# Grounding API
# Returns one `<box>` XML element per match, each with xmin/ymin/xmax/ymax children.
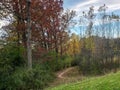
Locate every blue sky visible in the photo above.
<box><xmin>0</xmin><ymin>0</ymin><xmax>120</xmax><ymax>36</ymax></box>
<box><xmin>63</xmin><ymin>0</ymin><xmax>120</xmax><ymax>14</ymax></box>
<box><xmin>63</xmin><ymin>0</ymin><xmax>120</xmax><ymax>35</ymax></box>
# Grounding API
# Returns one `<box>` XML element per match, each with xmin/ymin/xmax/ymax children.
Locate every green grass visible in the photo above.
<box><xmin>47</xmin><ymin>71</ymin><xmax>120</xmax><ymax>90</ymax></box>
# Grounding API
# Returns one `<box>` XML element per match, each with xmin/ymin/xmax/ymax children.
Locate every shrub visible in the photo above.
<box><xmin>0</xmin><ymin>44</ymin><xmax>25</xmax><ymax>90</ymax></box>
<box><xmin>0</xmin><ymin>65</ymin><xmax>54</xmax><ymax>90</ymax></box>
<box><xmin>73</xmin><ymin>54</ymin><xmax>103</xmax><ymax>75</ymax></box>
<box><xmin>0</xmin><ymin>44</ymin><xmax>54</xmax><ymax>90</ymax></box>
<box><xmin>0</xmin><ymin>44</ymin><xmax>25</xmax><ymax>69</ymax></box>
<box><xmin>23</xmin><ymin>64</ymin><xmax>54</xmax><ymax>90</ymax></box>
<box><xmin>74</xmin><ymin>53</ymin><xmax>120</xmax><ymax>75</ymax></box>
<box><xmin>44</xmin><ymin>55</ymin><xmax>73</xmax><ymax>72</ymax></box>
<box><xmin>63</xmin><ymin>55</ymin><xmax>73</xmax><ymax>68</ymax></box>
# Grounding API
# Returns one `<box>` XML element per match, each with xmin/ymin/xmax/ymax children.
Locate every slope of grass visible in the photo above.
<box><xmin>48</xmin><ymin>67</ymin><xmax>86</xmax><ymax>88</ymax></box>
<box><xmin>47</xmin><ymin>71</ymin><xmax>120</xmax><ymax>90</ymax></box>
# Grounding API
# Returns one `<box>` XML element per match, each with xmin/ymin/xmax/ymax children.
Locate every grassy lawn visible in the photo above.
<box><xmin>47</xmin><ymin>71</ymin><xmax>120</xmax><ymax>90</ymax></box>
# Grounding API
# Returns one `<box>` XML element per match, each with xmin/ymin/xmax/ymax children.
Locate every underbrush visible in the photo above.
<box><xmin>44</xmin><ymin>54</ymin><xmax>73</xmax><ymax>72</ymax></box>
<box><xmin>73</xmin><ymin>54</ymin><xmax>120</xmax><ymax>75</ymax></box>
<box><xmin>0</xmin><ymin>44</ymin><xmax>55</xmax><ymax>90</ymax></box>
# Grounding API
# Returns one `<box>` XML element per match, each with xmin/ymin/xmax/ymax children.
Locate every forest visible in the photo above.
<box><xmin>0</xmin><ymin>0</ymin><xmax>120</xmax><ymax>90</ymax></box>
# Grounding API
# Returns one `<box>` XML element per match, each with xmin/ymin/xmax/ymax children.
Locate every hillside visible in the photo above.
<box><xmin>47</xmin><ymin>71</ymin><xmax>120</xmax><ymax>90</ymax></box>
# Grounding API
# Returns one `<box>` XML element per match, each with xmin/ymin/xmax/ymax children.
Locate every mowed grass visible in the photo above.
<box><xmin>47</xmin><ymin>71</ymin><xmax>120</xmax><ymax>90</ymax></box>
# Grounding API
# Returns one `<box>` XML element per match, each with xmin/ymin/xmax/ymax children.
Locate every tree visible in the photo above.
<box><xmin>0</xmin><ymin>0</ymin><xmax>64</xmax><ymax>66</ymax></box>
<box><xmin>26</xmin><ymin>0</ymin><xmax>32</xmax><ymax>68</ymax></box>
<box><xmin>83</xmin><ymin>6</ymin><xmax>95</xmax><ymax>37</ymax></box>
<box><xmin>59</xmin><ymin>9</ymin><xmax>76</xmax><ymax>56</ymax></box>
<box><xmin>66</xmin><ymin>33</ymin><xmax>80</xmax><ymax>56</ymax></box>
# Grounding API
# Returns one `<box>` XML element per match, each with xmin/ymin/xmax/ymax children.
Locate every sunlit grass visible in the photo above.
<box><xmin>47</xmin><ymin>71</ymin><xmax>120</xmax><ymax>90</ymax></box>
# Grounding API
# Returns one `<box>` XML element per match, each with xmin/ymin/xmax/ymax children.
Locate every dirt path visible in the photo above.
<box><xmin>49</xmin><ymin>67</ymin><xmax>84</xmax><ymax>87</ymax></box>
<box><xmin>57</xmin><ymin>67</ymin><xmax>74</xmax><ymax>79</ymax></box>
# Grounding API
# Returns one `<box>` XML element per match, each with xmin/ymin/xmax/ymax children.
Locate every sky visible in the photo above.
<box><xmin>0</xmin><ymin>0</ymin><xmax>120</xmax><ymax>37</ymax></box>
<box><xmin>0</xmin><ymin>0</ymin><xmax>120</xmax><ymax>27</ymax></box>
<box><xmin>63</xmin><ymin>0</ymin><xmax>120</xmax><ymax>15</ymax></box>
<box><xmin>63</xmin><ymin>0</ymin><xmax>120</xmax><ymax>35</ymax></box>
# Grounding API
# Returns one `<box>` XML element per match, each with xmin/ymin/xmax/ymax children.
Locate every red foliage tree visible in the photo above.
<box><xmin>0</xmin><ymin>0</ymin><xmax>63</xmax><ymax>48</ymax></box>
<box><xmin>0</xmin><ymin>0</ymin><xmax>76</xmax><ymax>60</ymax></box>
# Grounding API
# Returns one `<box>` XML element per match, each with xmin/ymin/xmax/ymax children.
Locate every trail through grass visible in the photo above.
<box><xmin>47</xmin><ymin>67</ymin><xmax>87</xmax><ymax>88</ymax></box>
<box><xmin>47</xmin><ymin>71</ymin><xmax>120</xmax><ymax>90</ymax></box>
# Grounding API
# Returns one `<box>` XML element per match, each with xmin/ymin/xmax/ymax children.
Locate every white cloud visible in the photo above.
<box><xmin>108</xmin><ymin>4</ymin><xmax>120</xmax><ymax>12</ymax></box>
<box><xmin>68</xmin><ymin>0</ymin><xmax>120</xmax><ymax>14</ymax></box>
<box><xmin>73</xmin><ymin>0</ymin><xmax>98</xmax><ymax>12</ymax></box>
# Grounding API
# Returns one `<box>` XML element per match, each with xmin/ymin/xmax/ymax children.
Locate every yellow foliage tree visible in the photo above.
<box><xmin>66</xmin><ymin>33</ymin><xmax>81</xmax><ymax>56</ymax></box>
